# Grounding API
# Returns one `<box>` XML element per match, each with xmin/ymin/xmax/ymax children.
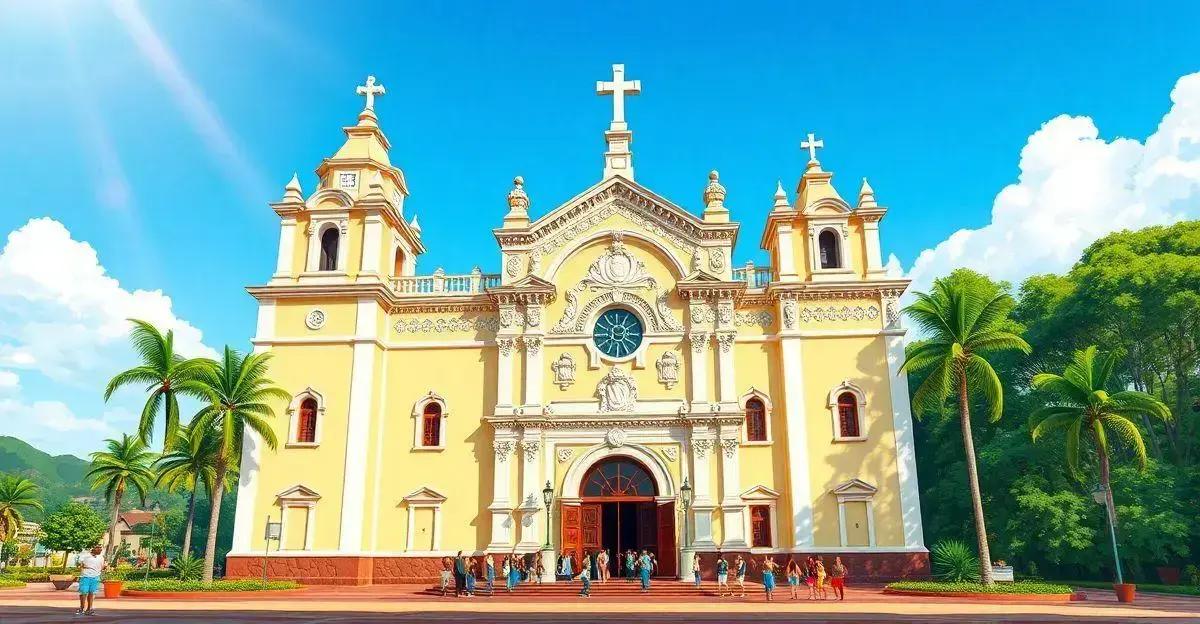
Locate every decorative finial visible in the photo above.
<box><xmin>409</xmin><ymin>214</ymin><xmax>422</xmax><ymax>234</ymax></box>
<box><xmin>773</xmin><ymin>180</ymin><xmax>789</xmax><ymax>211</ymax></box>
<box><xmin>507</xmin><ymin>176</ymin><xmax>530</xmax><ymax>211</ymax></box>
<box><xmin>801</xmin><ymin>132</ymin><xmax>825</xmax><ymax>165</ymax></box>
<box><xmin>703</xmin><ymin>170</ymin><xmax>726</xmax><ymax>208</ymax></box>
<box><xmin>283</xmin><ymin>173</ymin><xmax>303</xmax><ymax>202</ymax></box>
<box><xmin>858</xmin><ymin>177</ymin><xmax>877</xmax><ymax>208</ymax></box>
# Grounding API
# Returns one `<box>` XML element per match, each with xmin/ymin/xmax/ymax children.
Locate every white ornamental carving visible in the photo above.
<box><xmin>716</xmin><ymin>331</ymin><xmax>736</xmax><ymax>354</ymax></box>
<box><xmin>304</xmin><ymin>309</ymin><xmax>327</xmax><ymax>330</ymax></box>
<box><xmin>721</xmin><ymin>437</ymin><xmax>739</xmax><ymax>459</ymax></box>
<box><xmin>521</xmin><ymin>335</ymin><xmax>543</xmax><ymax>356</ymax></box>
<box><xmin>505</xmin><ymin>256</ymin><xmax>523</xmax><ymax>277</ymax></box>
<box><xmin>798</xmin><ymin>305</ymin><xmax>881</xmax><ymax>323</ymax></box>
<box><xmin>663</xmin><ymin>447</ymin><xmax>678</xmax><ymax>462</ymax></box>
<box><xmin>551</xmin><ymin>353</ymin><xmax>576</xmax><ymax>389</ymax></box>
<box><xmin>692</xmin><ymin>438</ymin><xmax>713</xmax><ymax>459</ymax></box>
<box><xmin>688</xmin><ymin>331</ymin><xmax>710</xmax><ymax>354</ymax></box>
<box><xmin>394</xmin><ymin>315</ymin><xmax>500</xmax><ymax>334</ymax></box>
<box><xmin>885</xmin><ymin>299</ymin><xmax>900</xmax><ymax>327</ymax></box>
<box><xmin>520</xmin><ymin>440</ymin><xmax>540</xmax><ymax>462</ymax></box>
<box><xmin>783</xmin><ymin>301</ymin><xmax>797</xmax><ymax>329</ymax></box>
<box><xmin>656</xmin><ymin>351</ymin><xmax>680</xmax><ymax>389</ymax></box>
<box><xmin>717</xmin><ymin>301</ymin><xmax>734</xmax><ymax>326</ymax></box>
<box><xmin>655</xmin><ymin>289</ymin><xmax>683</xmax><ymax>331</ymax></box>
<box><xmin>585</xmin><ymin>238</ymin><xmax>656</xmax><ymax>291</ymax></box>
<box><xmin>493</xmin><ymin>439</ymin><xmax>515</xmax><ymax>462</ymax></box>
<box><xmin>735</xmin><ymin>311</ymin><xmax>774</xmax><ymax>328</ymax></box>
<box><xmin>596</xmin><ymin>367</ymin><xmax>638</xmax><ymax>412</ymax></box>
<box><xmin>709</xmin><ymin>248</ymin><xmax>726</xmax><ymax>271</ymax></box>
<box><xmin>689</xmin><ymin>305</ymin><xmax>706</xmax><ymax>324</ymax></box>
<box><xmin>551</xmin><ymin>284</ymin><xmax>586</xmax><ymax>333</ymax></box>
<box><xmin>499</xmin><ymin>308</ymin><xmax>519</xmax><ymax>328</ymax></box>
<box><xmin>557</xmin><ymin>447</ymin><xmax>574</xmax><ymax>463</ymax></box>
<box><xmin>526</xmin><ymin>306</ymin><xmax>543</xmax><ymax>328</ymax></box>
<box><xmin>496</xmin><ymin>337</ymin><xmax>517</xmax><ymax>357</ymax></box>
<box><xmin>605</xmin><ymin>427</ymin><xmax>628</xmax><ymax>448</ymax></box>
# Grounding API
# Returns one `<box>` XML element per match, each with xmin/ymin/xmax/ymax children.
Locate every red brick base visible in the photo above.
<box><xmin>227</xmin><ymin>551</ymin><xmax>928</xmax><ymax>586</ymax></box>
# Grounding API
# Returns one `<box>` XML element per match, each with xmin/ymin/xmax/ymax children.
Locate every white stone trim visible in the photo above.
<box><xmin>885</xmin><ymin>332</ymin><xmax>926</xmax><ymax>549</ymax></box>
<box><xmin>737</xmin><ymin>387</ymin><xmax>773</xmax><ymax>444</ymax></box>
<box><xmin>276</xmin><ymin>485</ymin><xmax>320</xmax><ymax>552</ymax></box>
<box><xmin>543</xmin><ymin>229</ymin><xmax>687</xmax><ymax>283</ymax></box>
<box><xmin>273</xmin><ymin>217</ymin><xmax>297</xmax><ymax>280</ymax></box>
<box><xmin>307</xmin><ymin>219</ymin><xmax>350</xmax><ymax>273</ymax></box>
<box><xmin>741</xmin><ymin>486</ymin><xmax>780</xmax><ymax>551</ymax></box>
<box><xmin>403</xmin><ymin>487</ymin><xmax>447</xmax><ymax>552</ymax></box>
<box><xmin>561</xmin><ymin>442</ymin><xmax>675</xmax><ymax>499</ymax></box>
<box><xmin>832</xmin><ymin>479</ymin><xmax>878</xmax><ymax>548</ymax></box>
<box><xmin>411</xmin><ymin>391</ymin><xmax>449</xmax><ymax>450</ymax></box>
<box><xmin>828</xmin><ymin>381</ymin><xmax>868</xmax><ymax>442</ymax></box>
<box><xmin>338</xmin><ymin>298</ymin><xmax>379</xmax><ymax>551</ymax></box>
<box><xmin>779</xmin><ymin>333</ymin><xmax>814</xmax><ymax>547</ymax></box>
<box><xmin>232</xmin><ymin>302</ymin><xmax>274</xmax><ymax>553</ymax></box>
<box><xmin>286</xmin><ymin>387</ymin><xmax>326</xmax><ymax>447</ymax></box>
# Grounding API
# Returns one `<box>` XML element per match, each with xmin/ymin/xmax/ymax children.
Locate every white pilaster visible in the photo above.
<box><xmin>487</xmin><ymin>432</ymin><xmax>517</xmax><ymax>551</ymax></box>
<box><xmin>689</xmin><ymin>426</ymin><xmax>716</xmax><ymax>547</ymax></box>
<box><xmin>273</xmin><ymin>218</ymin><xmax>296</xmax><ymax>280</ymax></box>
<box><xmin>522</xmin><ymin>331</ymin><xmax>544</xmax><ymax>408</ymax></box>
<box><xmin>516</xmin><ymin>434</ymin><xmax>544</xmax><ymax>550</ymax></box>
<box><xmin>776</xmin><ymin>224</ymin><xmax>798</xmax><ymax>282</ymax></box>
<box><xmin>780</xmin><ymin>323</ymin><xmax>815</xmax><ymax>547</ymax></box>
<box><xmin>337</xmin><ymin>298</ymin><xmax>378</xmax><ymax>551</ymax></box>
<box><xmin>863</xmin><ymin>220</ymin><xmax>885</xmax><ymax>274</ymax></box>
<box><xmin>885</xmin><ymin>327</ymin><xmax>926</xmax><ymax>549</ymax></box>
<box><xmin>688</xmin><ymin>331</ymin><xmax>709</xmax><ymax>405</ymax></box>
<box><xmin>232</xmin><ymin>300</ymin><xmax>275</xmax><ymax>553</ymax></box>
<box><xmin>357</xmin><ymin>213</ymin><xmax>384</xmax><ymax>281</ymax></box>
<box><xmin>718</xmin><ymin>424</ymin><xmax>747</xmax><ymax>549</ymax></box>
<box><xmin>715</xmin><ymin>300</ymin><xmax>737</xmax><ymax>405</ymax></box>
<box><xmin>496</xmin><ymin>337</ymin><xmax>516</xmax><ymax>408</ymax></box>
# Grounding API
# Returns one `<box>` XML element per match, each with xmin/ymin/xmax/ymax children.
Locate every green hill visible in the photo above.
<box><xmin>0</xmin><ymin>436</ymin><xmax>93</xmax><ymax>520</ymax></box>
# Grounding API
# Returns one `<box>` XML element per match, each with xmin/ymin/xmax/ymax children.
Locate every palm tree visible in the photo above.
<box><xmin>190</xmin><ymin>347</ymin><xmax>286</xmax><ymax>582</ymax></box>
<box><xmin>104</xmin><ymin>319</ymin><xmax>211</xmax><ymax>451</ymax></box>
<box><xmin>155</xmin><ymin>422</ymin><xmax>220</xmax><ymax>557</ymax></box>
<box><xmin>1029</xmin><ymin>346</ymin><xmax>1172</xmax><ymax>581</ymax></box>
<box><xmin>87</xmin><ymin>434</ymin><xmax>156</xmax><ymax>562</ymax></box>
<box><xmin>0</xmin><ymin>475</ymin><xmax>42</xmax><ymax>539</ymax></box>
<box><xmin>900</xmin><ymin>276</ymin><xmax>1031</xmax><ymax>585</ymax></box>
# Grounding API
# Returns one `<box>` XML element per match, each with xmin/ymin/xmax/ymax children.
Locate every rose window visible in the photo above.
<box><xmin>593</xmin><ymin>309</ymin><xmax>643</xmax><ymax>358</ymax></box>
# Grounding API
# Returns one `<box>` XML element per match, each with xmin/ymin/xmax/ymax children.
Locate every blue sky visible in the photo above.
<box><xmin>2</xmin><ymin>0</ymin><xmax>1200</xmax><ymax>457</ymax></box>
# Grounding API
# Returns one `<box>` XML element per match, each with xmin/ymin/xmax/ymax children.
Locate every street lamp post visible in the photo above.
<box><xmin>679</xmin><ymin>478</ymin><xmax>692</xmax><ymax>548</ymax></box>
<box><xmin>1092</xmin><ymin>483</ymin><xmax>1124</xmax><ymax>585</ymax></box>
<box><xmin>542</xmin><ymin>480</ymin><xmax>554</xmax><ymax>549</ymax></box>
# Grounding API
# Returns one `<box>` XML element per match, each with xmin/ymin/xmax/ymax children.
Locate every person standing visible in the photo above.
<box><xmin>761</xmin><ymin>556</ymin><xmax>779</xmax><ymax>602</ymax></box>
<box><xmin>596</xmin><ymin>548</ymin><xmax>609</xmax><ymax>583</ymax></box>
<box><xmin>454</xmin><ymin>551</ymin><xmax>467</xmax><ymax>597</ymax></box>
<box><xmin>715</xmin><ymin>552</ymin><xmax>730</xmax><ymax>597</ymax></box>
<box><xmin>75</xmin><ymin>546</ymin><xmax>104</xmax><ymax>616</ymax></box>
<box><xmin>734</xmin><ymin>554</ymin><xmax>747</xmax><ymax>598</ymax></box>
<box><xmin>830</xmin><ymin>556</ymin><xmax>847</xmax><ymax>601</ymax></box>
<box><xmin>532</xmin><ymin>550</ymin><xmax>543</xmax><ymax>585</ymax></box>
<box><xmin>440</xmin><ymin>556</ymin><xmax>454</xmax><ymax>596</ymax></box>
<box><xmin>485</xmin><ymin>553</ymin><xmax>496</xmax><ymax>596</ymax></box>
<box><xmin>625</xmin><ymin>550</ymin><xmax>635</xmax><ymax>581</ymax></box>
<box><xmin>465</xmin><ymin>558</ymin><xmax>477</xmax><ymax>597</ymax></box>
<box><xmin>638</xmin><ymin>549</ymin><xmax>653</xmax><ymax>592</ymax></box>
<box><xmin>560</xmin><ymin>550</ymin><xmax>574</xmax><ymax>583</ymax></box>
<box><xmin>785</xmin><ymin>557</ymin><xmax>801</xmax><ymax>600</ymax></box>
<box><xmin>692</xmin><ymin>554</ymin><xmax>702</xmax><ymax>589</ymax></box>
<box><xmin>815</xmin><ymin>557</ymin><xmax>828</xmax><ymax>600</ymax></box>
<box><xmin>805</xmin><ymin>556</ymin><xmax>818</xmax><ymax>600</ymax></box>
<box><xmin>578</xmin><ymin>555</ymin><xmax>592</xmax><ymax>597</ymax></box>
<box><xmin>501</xmin><ymin>556</ymin><xmax>513</xmax><ymax>592</ymax></box>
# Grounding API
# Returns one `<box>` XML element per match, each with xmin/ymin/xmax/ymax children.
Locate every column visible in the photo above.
<box><xmin>688</xmin><ymin>331</ymin><xmax>709</xmax><ymax>405</ymax></box>
<box><xmin>779</xmin><ymin>297</ymin><xmax>815</xmax><ymax>547</ymax></box>
<box><xmin>522</xmin><ymin>303</ymin><xmax>545</xmax><ymax>408</ymax></box>
<box><xmin>338</xmin><ymin>298</ymin><xmax>379</xmax><ymax>552</ymax></box>
<box><xmin>863</xmin><ymin>218</ymin><xmax>885</xmax><ymax>274</ymax></box>
<box><xmin>883</xmin><ymin>296</ymin><xmax>926</xmax><ymax>549</ymax></box>
<box><xmin>487</xmin><ymin>431</ymin><xmax>517</xmax><ymax>551</ymax></box>
<box><xmin>516</xmin><ymin>432</ymin><xmax>544</xmax><ymax>550</ymax></box>
<box><xmin>357</xmin><ymin>213</ymin><xmax>384</xmax><ymax>281</ymax></box>
<box><xmin>232</xmin><ymin>300</ymin><xmax>275</xmax><ymax>552</ymax></box>
<box><xmin>714</xmin><ymin>299</ymin><xmax>737</xmax><ymax>406</ymax></box>
<box><xmin>776</xmin><ymin>223</ymin><xmax>798</xmax><ymax>282</ymax></box>
<box><xmin>718</xmin><ymin>423</ymin><xmax>747</xmax><ymax>548</ymax></box>
<box><xmin>272</xmin><ymin>218</ymin><xmax>296</xmax><ymax>280</ymax></box>
<box><xmin>496</xmin><ymin>303</ymin><xmax>518</xmax><ymax>409</ymax></box>
<box><xmin>689</xmin><ymin>425</ymin><xmax>716</xmax><ymax>547</ymax></box>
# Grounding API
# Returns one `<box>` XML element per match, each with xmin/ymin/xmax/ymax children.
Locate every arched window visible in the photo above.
<box><xmin>319</xmin><ymin>227</ymin><xmax>340</xmax><ymax>271</ymax></box>
<box><xmin>393</xmin><ymin>248</ymin><xmax>405</xmax><ymax>277</ymax></box>
<box><xmin>746</xmin><ymin>398</ymin><xmax>767</xmax><ymax>442</ymax></box>
<box><xmin>421</xmin><ymin>403</ymin><xmax>442</xmax><ymax>448</ymax></box>
<box><xmin>581</xmin><ymin>458</ymin><xmax>657</xmax><ymax>497</ymax></box>
<box><xmin>837</xmin><ymin>392</ymin><xmax>860</xmax><ymax>438</ymax></box>
<box><xmin>297</xmin><ymin>398</ymin><xmax>318</xmax><ymax>443</ymax></box>
<box><xmin>818</xmin><ymin>230</ymin><xmax>841</xmax><ymax>269</ymax></box>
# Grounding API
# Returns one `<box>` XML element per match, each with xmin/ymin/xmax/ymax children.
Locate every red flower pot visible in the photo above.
<box><xmin>1113</xmin><ymin>583</ymin><xmax>1136</xmax><ymax>603</ymax></box>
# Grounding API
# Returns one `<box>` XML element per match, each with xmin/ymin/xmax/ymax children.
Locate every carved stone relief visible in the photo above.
<box><xmin>655</xmin><ymin>351</ymin><xmax>680</xmax><ymax>389</ymax></box>
<box><xmin>596</xmin><ymin>367</ymin><xmax>638</xmax><ymax>412</ymax></box>
<box><xmin>492</xmin><ymin>439</ymin><xmax>515</xmax><ymax>462</ymax></box>
<box><xmin>551</xmin><ymin>353</ymin><xmax>576</xmax><ymax>389</ymax></box>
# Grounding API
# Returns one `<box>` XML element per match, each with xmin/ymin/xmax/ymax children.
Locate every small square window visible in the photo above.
<box><xmin>338</xmin><ymin>172</ymin><xmax>358</xmax><ymax>190</ymax></box>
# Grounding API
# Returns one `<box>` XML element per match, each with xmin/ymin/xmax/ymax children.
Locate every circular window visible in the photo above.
<box><xmin>593</xmin><ymin>308</ymin><xmax>644</xmax><ymax>358</ymax></box>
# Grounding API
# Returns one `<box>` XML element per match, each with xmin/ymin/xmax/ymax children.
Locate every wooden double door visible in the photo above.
<box><xmin>562</xmin><ymin>499</ymin><xmax>676</xmax><ymax>577</ymax></box>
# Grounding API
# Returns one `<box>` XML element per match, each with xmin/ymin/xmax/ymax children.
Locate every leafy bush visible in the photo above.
<box><xmin>931</xmin><ymin>539</ymin><xmax>981</xmax><ymax>582</ymax></box>
<box><xmin>170</xmin><ymin>555</ymin><xmax>203</xmax><ymax>581</ymax></box>
<box><xmin>887</xmin><ymin>580</ymin><xmax>1073</xmax><ymax>594</ymax></box>
<box><xmin>1063</xmin><ymin>580</ymin><xmax>1200</xmax><ymax>596</ymax></box>
<box><xmin>1184</xmin><ymin>564</ymin><xmax>1200</xmax><ymax>587</ymax></box>
<box><xmin>0</xmin><ymin>578</ymin><xmax>26</xmax><ymax>589</ymax></box>
<box><xmin>103</xmin><ymin>568</ymin><xmax>177</xmax><ymax>581</ymax></box>
<box><xmin>0</xmin><ymin>571</ymin><xmax>52</xmax><ymax>582</ymax></box>
<box><xmin>125</xmin><ymin>579</ymin><xmax>300</xmax><ymax>592</ymax></box>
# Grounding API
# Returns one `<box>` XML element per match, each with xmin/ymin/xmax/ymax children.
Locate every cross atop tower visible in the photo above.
<box><xmin>596</xmin><ymin>64</ymin><xmax>641</xmax><ymax>130</ymax></box>
<box><xmin>356</xmin><ymin>75</ymin><xmax>386</xmax><ymax>111</ymax></box>
<box><xmin>801</xmin><ymin>132</ymin><xmax>824</xmax><ymax>163</ymax></box>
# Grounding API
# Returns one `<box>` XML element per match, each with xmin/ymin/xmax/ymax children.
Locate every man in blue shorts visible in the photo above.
<box><xmin>76</xmin><ymin>546</ymin><xmax>104</xmax><ymax>616</ymax></box>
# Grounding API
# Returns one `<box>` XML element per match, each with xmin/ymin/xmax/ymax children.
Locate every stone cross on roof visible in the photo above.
<box><xmin>596</xmin><ymin>64</ymin><xmax>641</xmax><ymax>129</ymax></box>
<box><xmin>801</xmin><ymin>132</ymin><xmax>825</xmax><ymax>163</ymax></box>
<box><xmin>356</xmin><ymin>75</ymin><xmax>386</xmax><ymax>111</ymax></box>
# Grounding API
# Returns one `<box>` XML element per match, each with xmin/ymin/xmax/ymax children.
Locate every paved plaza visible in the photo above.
<box><xmin>2</xmin><ymin>583</ymin><xmax>1199</xmax><ymax>623</ymax></box>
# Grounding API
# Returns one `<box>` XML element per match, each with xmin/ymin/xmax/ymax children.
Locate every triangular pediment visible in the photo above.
<box><xmin>505</xmin><ymin>274</ymin><xmax>555</xmax><ymax>290</ymax></box>
<box><xmin>402</xmin><ymin>486</ymin><xmax>447</xmax><ymax>504</ymax></box>
<box><xmin>740</xmin><ymin>485</ymin><xmax>781</xmax><ymax>500</ymax></box>
<box><xmin>830</xmin><ymin>478</ymin><xmax>877</xmax><ymax>497</ymax></box>
<box><xmin>679</xmin><ymin>269</ymin><xmax>723</xmax><ymax>282</ymax></box>
<box><xmin>276</xmin><ymin>484</ymin><xmax>321</xmax><ymax>502</ymax></box>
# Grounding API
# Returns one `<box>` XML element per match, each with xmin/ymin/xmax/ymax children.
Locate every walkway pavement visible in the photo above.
<box><xmin>2</xmin><ymin>582</ymin><xmax>1198</xmax><ymax>623</ymax></box>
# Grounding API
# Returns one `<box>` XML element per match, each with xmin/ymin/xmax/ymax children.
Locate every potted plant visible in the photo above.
<box><xmin>1113</xmin><ymin>582</ymin><xmax>1136</xmax><ymax>603</ymax></box>
<box><xmin>48</xmin><ymin>572</ymin><xmax>76</xmax><ymax>591</ymax></box>
<box><xmin>102</xmin><ymin>569</ymin><xmax>124</xmax><ymax>598</ymax></box>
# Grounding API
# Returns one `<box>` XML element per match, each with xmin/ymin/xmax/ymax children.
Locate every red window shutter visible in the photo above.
<box><xmin>746</xmin><ymin>398</ymin><xmax>766</xmax><ymax>442</ymax></box>
<box><xmin>750</xmin><ymin>505</ymin><xmax>771</xmax><ymax>547</ymax></box>
<box><xmin>422</xmin><ymin>405</ymin><xmax>441</xmax><ymax>447</ymax></box>
<box><xmin>837</xmin><ymin>393</ymin><xmax>859</xmax><ymax>438</ymax></box>
<box><xmin>297</xmin><ymin>399</ymin><xmax>317</xmax><ymax>443</ymax></box>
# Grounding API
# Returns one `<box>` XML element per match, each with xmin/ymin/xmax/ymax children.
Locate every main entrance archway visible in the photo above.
<box><xmin>562</xmin><ymin>456</ymin><xmax>676</xmax><ymax>578</ymax></box>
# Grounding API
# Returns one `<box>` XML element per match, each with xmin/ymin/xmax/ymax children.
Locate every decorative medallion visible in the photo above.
<box><xmin>783</xmin><ymin>301</ymin><xmax>797</xmax><ymax>329</ymax></box>
<box><xmin>304</xmin><ymin>309</ymin><xmax>327</xmax><ymax>330</ymax></box>
<box><xmin>551</xmin><ymin>353</ymin><xmax>576</xmax><ymax>390</ymax></box>
<box><xmin>596</xmin><ymin>367</ymin><xmax>638</xmax><ymax>412</ymax></box>
<box><xmin>605</xmin><ymin>427</ymin><xmax>628</xmax><ymax>448</ymax></box>
<box><xmin>505</xmin><ymin>255</ymin><xmax>522</xmax><ymax>277</ymax></box>
<box><xmin>735</xmin><ymin>311</ymin><xmax>774</xmax><ymax>328</ymax></box>
<box><xmin>586</xmin><ymin>237</ymin><xmax>656</xmax><ymax>291</ymax></box>
<box><xmin>709</xmin><ymin>248</ymin><xmax>726</xmax><ymax>272</ymax></box>
<box><xmin>557</xmin><ymin>447</ymin><xmax>574</xmax><ymax>463</ymax></box>
<box><xmin>656</xmin><ymin>351</ymin><xmax>680</xmax><ymax>389</ymax></box>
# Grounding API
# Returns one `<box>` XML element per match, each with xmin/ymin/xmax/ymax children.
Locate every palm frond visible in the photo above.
<box><xmin>966</xmin><ymin>354</ymin><xmax>1005</xmax><ymax>422</ymax></box>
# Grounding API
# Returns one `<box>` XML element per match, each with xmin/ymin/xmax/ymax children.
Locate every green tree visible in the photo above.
<box><xmin>902</xmin><ymin>271</ymin><xmax>1032</xmax><ymax>584</ymax></box>
<box><xmin>0</xmin><ymin>475</ymin><xmax>42</xmax><ymax>539</ymax></box>
<box><xmin>155</xmin><ymin>423</ymin><xmax>221</xmax><ymax>557</ymax></box>
<box><xmin>191</xmin><ymin>347</ymin><xmax>286</xmax><ymax>582</ymax></box>
<box><xmin>40</xmin><ymin>502</ymin><xmax>107</xmax><ymax>572</ymax></box>
<box><xmin>86</xmin><ymin>434</ymin><xmax>156</xmax><ymax>562</ymax></box>
<box><xmin>104</xmin><ymin>319</ymin><xmax>212</xmax><ymax>451</ymax></box>
<box><xmin>1030</xmin><ymin>346</ymin><xmax>1174</xmax><ymax>580</ymax></box>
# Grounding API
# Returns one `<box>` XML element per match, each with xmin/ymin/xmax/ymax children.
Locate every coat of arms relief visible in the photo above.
<box><xmin>596</xmin><ymin>366</ymin><xmax>638</xmax><ymax>412</ymax></box>
<box><xmin>551</xmin><ymin>234</ymin><xmax>683</xmax><ymax>333</ymax></box>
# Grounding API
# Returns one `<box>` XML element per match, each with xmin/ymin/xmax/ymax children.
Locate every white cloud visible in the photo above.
<box><xmin>906</xmin><ymin>72</ymin><xmax>1200</xmax><ymax>296</ymax></box>
<box><xmin>0</xmin><ymin>370</ymin><xmax>18</xmax><ymax>392</ymax></box>
<box><xmin>0</xmin><ymin>217</ymin><xmax>217</xmax><ymax>383</ymax></box>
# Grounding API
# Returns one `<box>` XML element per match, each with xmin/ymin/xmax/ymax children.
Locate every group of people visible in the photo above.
<box><xmin>697</xmin><ymin>552</ymin><xmax>848</xmax><ymax>601</ymax></box>
<box><xmin>440</xmin><ymin>549</ymin><xmax>551</xmax><ymax>597</ymax></box>
<box><xmin>558</xmin><ymin>548</ymin><xmax>659</xmax><ymax>596</ymax></box>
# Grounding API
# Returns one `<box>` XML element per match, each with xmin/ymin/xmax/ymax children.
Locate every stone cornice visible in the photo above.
<box><xmin>766</xmin><ymin>278</ymin><xmax>910</xmax><ymax>301</ymax></box>
<box><xmin>484</xmin><ymin>414</ymin><xmax>745</xmax><ymax>431</ymax></box>
<box><xmin>676</xmin><ymin>279</ymin><xmax>748</xmax><ymax>302</ymax></box>
<box><xmin>247</xmin><ymin>282</ymin><xmax>497</xmax><ymax>313</ymax></box>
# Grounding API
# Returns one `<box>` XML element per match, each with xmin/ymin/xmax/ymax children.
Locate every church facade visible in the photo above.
<box><xmin>226</xmin><ymin>66</ymin><xmax>928</xmax><ymax>585</ymax></box>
